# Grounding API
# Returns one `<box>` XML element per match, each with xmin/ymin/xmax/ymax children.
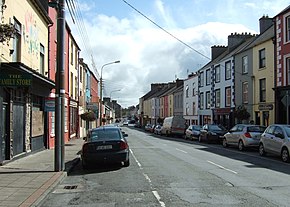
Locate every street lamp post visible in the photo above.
<box><xmin>99</xmin><ymin>60</ymin><xmax>120</xmax><ymax>126</ymax></box>
<box><xmin>110</xmin><ymin>89</ymin><xmax>121</xmax><ymax>100</ymax></box>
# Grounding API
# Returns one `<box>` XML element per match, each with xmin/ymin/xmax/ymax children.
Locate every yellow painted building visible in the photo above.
<box><xmin>0</xmin><ymin>0</ymin><xmax>54</xmax><ymax>161</ymax></box>
<box><xmin>252</xmin><ymin>25</ymin><xmax>275</xmax><ymax>126</ymax></box>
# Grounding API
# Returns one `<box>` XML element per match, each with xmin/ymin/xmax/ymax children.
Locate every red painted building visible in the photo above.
<box><xmin>274</xmin><ymin>5</ymin><xmax>290</xmax><ymax>123</ymax></box>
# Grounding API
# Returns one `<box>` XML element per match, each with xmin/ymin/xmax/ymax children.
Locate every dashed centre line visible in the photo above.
<box><xmin>207</xmin><ymin>160</ymin><xmax>238</xmax><ymax>174</ymax></box>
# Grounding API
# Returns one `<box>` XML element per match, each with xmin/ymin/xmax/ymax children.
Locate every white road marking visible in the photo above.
<box><xmin>130</xmin><ymin>149</ymin><xmax>142</xmax><ymax>168</ymax></box>
<box><xmin>130</xmin><ymin>148</ymin><xmax>166</xmax><ymax>207</ymax></box>
<box><xmin>207</xmin><ymin>160</ymin><xmax>238</xmax><ymax>174</ymax></box>
<box><xmin>152</xmin><ymin>191</ymin><xmax>166</xmax><ymax>207</ymax></box>
<box><xmin>176</xmin><ymin>148</ymin><xmax>188</xmax><ymax>154</ymax></box>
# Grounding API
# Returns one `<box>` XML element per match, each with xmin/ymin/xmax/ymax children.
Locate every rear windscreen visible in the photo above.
<box><xmin>248</xmin><ymin>126</ymin><xmax>266</xmax><ymax>133</ymax></box>
<box><xmin>90</xmin><ymin>129</ymin><xmax>121</xmax><ymax>141</ymax></box>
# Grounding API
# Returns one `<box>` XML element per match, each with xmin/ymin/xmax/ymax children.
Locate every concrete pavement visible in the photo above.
<box><xmin>0</xmin><ymin>138</ymin><xmax>84</xmax><ymax>207</ymax></box>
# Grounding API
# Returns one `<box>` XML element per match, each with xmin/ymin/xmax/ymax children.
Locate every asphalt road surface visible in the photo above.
<box><xmin>40</xmin><ymin>127</ymin><xmax>290</xmax><ymax>207</ymax></box>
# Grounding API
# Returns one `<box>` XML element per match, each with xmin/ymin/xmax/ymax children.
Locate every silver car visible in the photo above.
<box><xmin>223</xmin><ymin>124</ymin><xmax>266</xmax><ymax>151</ymax></box>
<box><xmin>259</xmin><ymin>124</ymin><xmax>290</xmax><ymax>162</ymax></box>
<box><xmin>184</xmin><ymin>125</ymin><xmax>201</xmax><ymax>140</ymax></box>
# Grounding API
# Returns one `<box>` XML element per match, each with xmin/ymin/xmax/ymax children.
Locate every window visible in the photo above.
<box><xmin>242</xmin><ymin>82</ymin><xmax>248</xmax><ymax>103</ymax></box>
<box><xmin>185</xmin><ymin>85</ymin><xmax>189</xmax><ymax>98</ymax></box>
<box><xmin>200</xmin><ymin>92</ymin><xmax>204</xmax><ymax>109</ymax></box>
<box><xmin>206</xmin><ymin>69</ymin><xmax>210</xmax><ymax>85</ymax></box>
<box><xmin>260</xmin><ymin>78</ymin><xmax>266</xmax><ymax>102</ymax></box>
<box><xmin>287</xmin><ymin>58</ymin><xmax>290</xmax><ymax>84</ymax></box>
<box><xmin>225</xmin><ymin>87</ymin><xmax>231</xmax><ymax>107</ymax></box>
<box><xmin>200</xmin><ymin>72</ymin><xmax>204</xmax><ymax>87</ymax></box>
<box><xmin>286</xmin><ymin>16</ymin><xmax>290</xmax><ymax>42</ymax></box>
<box><xmin>70</xmin><ymin>41</ymin><xmax>74</xmax><ymax>65</ymax></box>
<box><xmin>65</xmin><ymin>107</ymin><xmax>68</xmax><ymax>131</ymax></box>
<box><xmin>215</xmin><ymin>89</ymin><xmax>220</xmax><ymax>108</ymax></box>
<box><xmin>40</xmin><ymin>44</ymin><xmax>45</xmax><ymax>75</ymax></box>
<box><xmin>242</xmin><ymin>56</ymin><xmax>248</xmax><ymax>74</ymax></box>
<box><xmin>206</xmin><ymin>91</ymin><xmax>210</xmax><ymax>109</ymax></box>
<box><xmin>259</xmin><ymin>48</ymin><xmax>266</xmax><ymax>68</ymax></box>
<box><xmin>51</xmin><ymin>112</ymin><xmax>55</xmax><ymax>135</ymax></box>
<box><xmin>75</xmin><ymin>76</ymin><xmax>78</xmax><ymax>99</ymax></box>
<box><xmin>215</xmin><ymin>65</ymin><xmax>220</xmax><ymax>82</ymax></box>
<box><xmin>13</xmin><ymin>19</ymin><xmax>21</xmax><ymax>62</ymax></box>
<box><xmin>192</xmin><ymin>102</ymin><xmax>196</xmax><ymax>115</ymax></box>
<box><xmin>225</xmin><ymin>61</ymin><xmax>231</xmax><ymax>80</ymax></box>
<box><xmin>185</xmin><ymin>103</ymin><xmax>189</xmax><ymax>115</ymax></box>
<box><xmin>70</xmin><ymin>72</ymin><xmax>74</xmax><ymax>97</ymax></box>
<box><xmin>75</xmin><ymin>48</ymin><xmax>78</xmax><ymax>68</ymax></box>
<box><xmin>80</xmin><ymin>66</ymin><xmax>83</xmax><ymax>83</ymax></box>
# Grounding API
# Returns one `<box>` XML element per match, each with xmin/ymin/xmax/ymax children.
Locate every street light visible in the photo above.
<box><xmin>99</xmin><ymin>60</ymin><xmax>120</xmax><ymax>126</ymax></box>
<box><xmin>110</xmin><ymin>89</ymin><xmax>121</xmax><ymax>100</ymax></box>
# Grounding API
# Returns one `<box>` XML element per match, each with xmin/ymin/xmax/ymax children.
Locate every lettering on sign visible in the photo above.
<box><xmin>0</xmin><ymin>74</ymin><xmax>32</xmax><ymax>86</ymax></box>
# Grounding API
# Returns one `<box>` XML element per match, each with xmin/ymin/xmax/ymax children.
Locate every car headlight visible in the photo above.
<box><xmin>211</xmin><ymin>132</ymin><xmax>217</xmax><ymax>135</ymax></box>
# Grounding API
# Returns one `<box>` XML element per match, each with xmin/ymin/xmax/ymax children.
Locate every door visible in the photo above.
<box><xmin>12</xmin><ymin>104</ymin><xmax>25</xmax><ymax>156</ymax></box>
<box><xmin>272</xmin><ymin>126</ymin><xmax>285</xmax><ymax>154</ymax></box>
<box><xmin>0</xmin><ymin>97</ymin><xmax>4</xmax><ymax>162</ymax></box>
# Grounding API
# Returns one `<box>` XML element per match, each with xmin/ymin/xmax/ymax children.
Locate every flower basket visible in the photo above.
<box><xmin>0</xmin><ymin>23</ymin><xmax>15</xmax><ymax>44</ymax></box>
<box><xmin>80</xmin><ymin>111</ymin><xmax>96</xmax><ymax>121</ymax></box>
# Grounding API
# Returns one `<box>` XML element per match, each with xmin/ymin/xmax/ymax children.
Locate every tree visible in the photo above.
<box><xmin>234</xmin><ymin>105</ymin><xmax>250</xmax><ymax>123</ymax></box>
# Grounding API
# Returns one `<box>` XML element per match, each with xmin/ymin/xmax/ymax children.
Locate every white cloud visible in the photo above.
<box><xmin>70</xmin><ymin>0</ymin><xmax>287</xmax><ymax>108</ymax></box>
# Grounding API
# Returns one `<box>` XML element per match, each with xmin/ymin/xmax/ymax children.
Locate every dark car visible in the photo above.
<box><xmin>81</xmin><ymin>126</ymin><xmax>130</xmax><ymax>169</ymax></box>
<box><xmin>199</xmin><ymin>124</ymin><xmax>227</xmax><ymax>143</ymax></box>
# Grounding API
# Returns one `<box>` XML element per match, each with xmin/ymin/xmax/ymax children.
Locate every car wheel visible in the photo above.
<box><xmin>238</xmin><ymin>140</ymin><xmax>244</xmax><ymax>151</ymax></box>
<box><xmin>82</xmin><ymin>160</ymin><xmax>88</xmax><ymax>170</ymax></box>
<box><xmin>198</xmin><ymin>135</ymin><xmax>202</xmax><ymax>142</ymax></box>
<box><xmin>281</xmin><ymin>148</ymin><xmax>290</xmax><ymax>163</ymax></box>
<box><xmin>259</xmin><ymin>143</ymin><xmax>266</xmax><ymax>156</ymax></box>
<box><xmin>222</xmin><ymin>138</ymin><xmax>228</xmax><ymax>148</ymax></box>
<box><xmin>123</xmin><ymin>159</ymin><xmax>130</xmax><ymax>167</ymax></box>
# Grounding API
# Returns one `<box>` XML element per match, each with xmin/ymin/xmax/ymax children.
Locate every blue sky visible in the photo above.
<box><xmin>68</xmin><ymin>0</ymin><xmax>290</xmax><ymax>107</ymax></box>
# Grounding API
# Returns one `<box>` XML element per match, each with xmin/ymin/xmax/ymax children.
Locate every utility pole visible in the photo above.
<box><xmin>54</xmin><ymin>0</ymin><xmax>65</xmax><ymax>171</ymax></box>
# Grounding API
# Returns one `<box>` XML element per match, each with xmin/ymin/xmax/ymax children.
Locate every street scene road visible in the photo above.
<box><xmin>40</xmin><ymin>127</ymin><xmax>290</xmax><ymax>207</ymax></box>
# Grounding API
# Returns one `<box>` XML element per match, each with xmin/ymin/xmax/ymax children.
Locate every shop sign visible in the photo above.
<box><xmin>258</xmin><ymin>104</ymin><xmax>273</xmax><ymax>111</ymax></box>
<box><xmin>44</xmin><ymin>97</ymin><xmax>55</xmax><ymax>112</ymax></box>
<box><xmin>0</xmin><ymin>73</ymin><xmax>32</xmax><ymax>86</ymax></box>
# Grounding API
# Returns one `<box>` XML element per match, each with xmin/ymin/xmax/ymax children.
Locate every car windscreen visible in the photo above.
<box><xmin>209</xmin><ymin>125</ymin><xmax>225</xmax><ymax>131</ymax></box>
<box><xmin>283</xmin><ymin>126</ymin><xmax>290</xmax><ymax>137</ymax></box>
<box><xmin>247</xmin><ymin>126</ymin><xmax>266</xmax><ymax>133</ymax></box>
<box><xmin>90</xmin><ymin>129</ymin><xmax>121</xmax><ymax>141</ymax></box>
<box><xmin>192</xmin><ymin>126</ymin><xmax>201</xmax><ymax>130</ymax></box>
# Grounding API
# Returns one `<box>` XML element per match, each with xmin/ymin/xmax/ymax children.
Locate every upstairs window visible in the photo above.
<box><xmin>199</xmin><ymin>72</ymin><xmax>204</xmax><ymax>87</ymax></box>
<box><xmin>215</xmin><ymin>89</ymin><xmax>220</xmax><ymax>108</ymax></box>
<box><xmin>225</xmin><ymin>61</ymin><xmax>231</xmax><ymax>80</ymax></box>
<box><xmin>40</xmin><ymin>44</ymin><xmax>45</xmax><ymax>75</ymax></box>
<box><xmin>13</xmin><ymin>19</ymin><xmax>21</xmax><ymax>62</ymax></box>
<box><xmin>225</xmin><ymin>87</ymin><xmax>231</xmax><ymax>107</ymax></box>
<box><xmin>206</xmin><ymin>91</ymin><xmax>210</xmax><ymax>109</ymax></box>
<box><xmin>259</xmin><ymin>48</ymin><xmax>266</xmax><ymax>68</ymax></box>
<box><xmin>206</xmin><ymin>69</ymin><xmax>210</xmax><ymax>85</ymax></box>
<box><xmin>200</xmin><ymin>92</ymin><xmax>204</xmax><ymax>109</ymax></box>
<box><xmin>242</xmin><ymin>56</ymin><xmax>248</xmax><ymax>74</ymax></box>
<box><xmin>286</xmin><ymin>16</ymin><xmax>290</xmax><ymax>42</ymax></box>
<box><xmin>215</xmin><ymin>65</ymin><xmax>220</xmax><ymax>83</ymax></box>
<box><xmin>260</xmin><ymin>78</ymin><xmax>266</xmax><ymax>102</ymax></box>
<box><xmin>185</xmin><ymin>85</ymin><xmax>189</xmax><ymax>98</ymax></box>
<box><xmin>242</xmin><ymin>82</ymin><xmax>248</xmax><ymax>103</ymax></box>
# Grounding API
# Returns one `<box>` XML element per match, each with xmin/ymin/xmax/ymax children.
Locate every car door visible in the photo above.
<box><xmin>226</xmin><ymin>125</ymin><xmax>238</xmax><ymax>144</ymax></box>
<box><xmin>272</xmin><ymin>126</ymin><xmax>285</xmax><ymax>155</ymax></box>
<box><xmin>262</xmin><ymin>125</ymin><xmax>277</xmax><ymax>153</ymax></box>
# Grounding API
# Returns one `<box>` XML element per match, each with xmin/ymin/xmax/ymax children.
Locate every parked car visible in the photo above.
<box><xmin>184</xmin><ymin>125</ymin><xmax>201</xmax><ymax>140</ymax></box>
<box><xmin>223</xmin><ymin>124</ymin><xmax>266</xmax><ymax>151</ymax></box>
<box><xmin>154</xmin><ymin>124</ymin><xmax>162</xmax><ymax>135</ymax></box>
<box><xmin>145</xmin><ymin>124</ymin><xmax>153</xmax><ymax>132</ymax></box>
<box><xmin>199</xmin><ymin>124</ymin><xmax>227</xmax><ymax>143</ymax></box>
<box><xmin>161</xmin><ymin>116</ymin><xmax>186</xmax><ymax>137</ymax></box>
<box><xmin>259</xmin><ymin>124</ymin><xmax>290</xmax><ymax>162</ymax></box>
<box><xmin>81</xmin><ymin>126</ymin><xmax>130</xmax><ymax>169</ymax></box>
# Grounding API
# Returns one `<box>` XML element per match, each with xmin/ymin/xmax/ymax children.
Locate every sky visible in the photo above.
<box><xmin>66</xmin><ymin>0</ymin><xmax>290</xmax><ymax>108</ymax></box>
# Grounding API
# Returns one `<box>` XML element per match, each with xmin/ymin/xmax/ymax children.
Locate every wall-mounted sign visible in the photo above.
<box><xmin>258</xmin><ymin>104</ymin><xmax>273</xmax><ymax>111</ymax></box>
<box><xmin>0</xmin><ymin>73</ymin><xmax>32</xmax><ymax>86</ymax></box>
<box><xmin>44</xmin><ymin>97</ymin><xmax>55</xmax><ymax>112</ymax></box>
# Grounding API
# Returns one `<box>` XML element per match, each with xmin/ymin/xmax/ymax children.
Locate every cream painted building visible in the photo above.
<box><xmin>0</xmin><ymin>0</ymin><xmax>54</xmax><ymax>162</ymax></box>
<box><xmin>252</xmin><ymin>25</ymin><xmax>275</xmax><ymax>126</ymax></box>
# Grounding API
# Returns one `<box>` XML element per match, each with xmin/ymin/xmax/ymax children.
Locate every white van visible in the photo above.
<box><xmin>161</xmin><ymin>116</ymin><xmax>186</xmax><ymax>137</ymax></box>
